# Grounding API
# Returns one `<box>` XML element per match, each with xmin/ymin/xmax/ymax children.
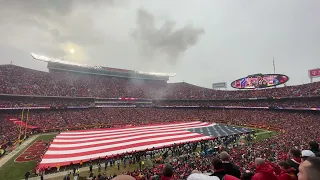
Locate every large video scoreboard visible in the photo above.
<box><xmin>231</xmin><ymin>74</ymin><xmax>289</xmax><ymax>89</ymax></box>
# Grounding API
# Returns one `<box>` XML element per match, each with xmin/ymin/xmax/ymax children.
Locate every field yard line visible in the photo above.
<box><xmin>0</xmin><ymin>135</ymin><xmax>39</xmax><ymax>167</ymax></box>
<box><xmin>255</xmin><ymin>131</ymin><xmax>272</xmax><ymax>135</ymax></box>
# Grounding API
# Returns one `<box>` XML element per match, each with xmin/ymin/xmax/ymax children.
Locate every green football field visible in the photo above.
<box><xmin>0</xmin><ymin>134</ymin><xmax>57</xmax><ymax>180</ymax></box>
<box><xmin>0</xmin><ymin>126</ymin><xmax>278</xmax><ymax>180</ymax></box>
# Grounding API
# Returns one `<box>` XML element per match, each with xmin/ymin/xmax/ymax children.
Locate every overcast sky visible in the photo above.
<box><xmin>0</xmin><ymin>0</ymin><xmax>319</xmax><ymax>88</ymax></box>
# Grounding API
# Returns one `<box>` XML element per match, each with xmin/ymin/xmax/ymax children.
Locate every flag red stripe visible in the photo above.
<box><xmin>54</xmin><ymin>123</ymin><xmax>210</xmax><ymax>142</ymax></box>
<box><xmin>52</xmin><ymin>130</ymin><xmax>189</xmax><ymax>144</ymax></box>
<box><xmin>39</xmin><ymin>122</ymin><xmax>214</xmax><ymax>168</ymax></box>
<box><xmin>44</xmin><ymin>134</ymin><xmax>205</xmax><ymax>158</ymax></box>
<box><xmin>60</xmin><ymin>122</ymin><xmax>203</xmax><ymax>136</ymax></box>
<box><xmin>56</xmin><ymin>122</ymin><xmax>210</xmax><ymax>138</ymax></box>
<box><xmin>49</xmin><ymin>131</ymin><xmax>192</xmax><ymax>149</ymax></box>
<box><xmin>40</xmin><ymin>136</ymin><xmax>212</xmax><ymax>168</ymax></box>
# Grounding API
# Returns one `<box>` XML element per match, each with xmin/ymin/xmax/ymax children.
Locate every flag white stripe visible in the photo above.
<box><xmin>54</xmin><ymin>123</ymin><xmax>212</xmax><ymax>141</ymax></box>
<box><xmin>60</xmin><ymin>121</ymin><xmax>202</xmax><ymax>135</ymax></box>
<box><xmin>40</xmin><ymin>136</ymin><xmax>211</xmax><ymax>164</ymax></box>
<box><xmin>46</xmin><ymin>133</ymin><xmax>201</xmax><ymax>154</ymax></box>
<box><xmin>56</xmin><ymin>122</ymin><xmax>210</xmax><ymax>138</ymax></box>
<box><xmin>51</xmin><ymin>130</ymin><xmax>190</xmax><ymax>147</ymax></box>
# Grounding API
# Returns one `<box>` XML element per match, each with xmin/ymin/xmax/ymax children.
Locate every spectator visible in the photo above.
<box><xmin>211</xmin><ymin>157</ymin><xmax>240</xmax><ymax>180</ymax></box>
<box><xmin>40</xmin><ymin>171</ymin><xmax>44</xmax><ymax>180</ymax></box>
<box><xmin>24</xmin><ymin>171</ymin><xmax>30</xmax><ymax>180</ymax></box>
<box><xmin>187</xmin><ymin>173</ymin><xmax>219</xmax><ymax>180</ymax></box>
<box><xmin>287</xmin><ymin>149</ymin><xmax>302</xmax><ymax>175</ymax></box>
<box><xmin>73</xmin><ymin>174</ymin><xmax>79</xmax><ymax>180</ymax></box>
<box><xmin>63</xmin><ymin>173</ymin><xmax>70</xmax><ymax>180</ymax></box>
<box><xmin>241</xmin><ymin>171</ymin><xmax>254</xmax><ymax>180</ymax></box>
<box><xmin>251</xmin><ymin>158</ymin><xmax>277</xmax><ymax>180</ymax></box>
<box><xmin>277</xmin><ymin>161</ymin><xmax>297</xmax><ymax>180</ymax></box>
<box><xmin>105</xmin><ymin>159</ymin><xmax>108</xmax><ymax>171</ymax></box>
<box><xmin>112</xmin><ymin>175</ymin><xmax>136</xmax><ymax>180</ymax></box>
<box><xmin>72</xmin><ymin>166</ymin><xmax>76</xmax><ymax>176</ymax></box>
<box><xmin>56</xmin><ymin>163</ymin><xmax>60</xmax><ymax>172</ymax></box>
<box><xmin>298</xmin><ymin>157</ymin><xmax>320</xmax><ymax>180</ymax></box>
<box><xmin>220</xmin><ymin>151</ymin><xmax>241</xmax><ymax>178</ymax></box>
<box><xmin>308</xmin><ymin>142</ymin><xmax>319</xmax><ymax>154</ymax></box>
<box><xmin>161</xmin><ymin>164</ymin><xmax>173</xmax><ymax>180</ymax></box>
<box><xmin>98</xmin><ymin>163</ymin><xmax>101</xmax><ymax>174</ymax></box>
<box><xmin>1</xmin><ymin>64</ymin><xmax>320</xmax><ymax>100</ymax></box>
<box><xmin>301</xmin><ymin>150</ymin><xmax>315</xmax><ymax>162</ymax></box>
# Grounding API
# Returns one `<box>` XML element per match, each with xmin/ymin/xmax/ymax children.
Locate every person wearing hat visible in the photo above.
<box><xmin>187</xmin><ymin>173</ymin><xmax>220</xmax><ymax>180</ymax></box>
<box><xmin>301</xmin><ymin>150</ymin><xmax>315</xmax><ymax>162</ymax></box>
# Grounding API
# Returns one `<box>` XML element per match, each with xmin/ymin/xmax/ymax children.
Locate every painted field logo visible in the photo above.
<box><xmin>15</xmin><ymin>140</ymin><xmax>47</xmax><ymax>162</ymax></box>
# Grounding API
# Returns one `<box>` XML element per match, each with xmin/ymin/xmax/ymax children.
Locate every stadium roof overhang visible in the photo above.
<box><xmin>30</xmin><ymin>53</ymin><xmax>177</xmax><ymax>79</ymax></box>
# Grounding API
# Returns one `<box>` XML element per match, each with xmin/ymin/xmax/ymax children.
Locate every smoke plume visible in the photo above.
<box><xmin>132</xmin><ymin>8</ymin><xmax>205</xmax><ymax>63</ymax></box>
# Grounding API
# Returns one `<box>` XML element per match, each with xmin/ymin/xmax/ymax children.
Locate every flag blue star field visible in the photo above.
<box><xmin>187</xmin><ymin>124</ymin><xmax>253</xmax><ymax>137</ymax></box>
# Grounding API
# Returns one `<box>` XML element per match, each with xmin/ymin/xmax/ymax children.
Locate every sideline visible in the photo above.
<box><xmin>0</xmin><ymin>132</ymin><xmax>57</xmax><ymax>168</ymax></box>
<box><xmin>255</xmin><ymin>131</ymin><xmax>272</xmax><ymax>135</ymax></box>
<box><xmin>27</xmin><ymin>164</ymin><xmax>103</xmax><ymax>180</ymax></box>
<box><xmin>0</xmin><ymin>135</ymin><xmax>39</xmax><ymax>167</ymax></box>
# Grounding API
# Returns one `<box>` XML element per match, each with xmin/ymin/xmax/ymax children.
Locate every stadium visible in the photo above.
<box><xmin>0</xmin><ymin>54</ymin><xmax>319</xmax><ymax>180</ymax></box>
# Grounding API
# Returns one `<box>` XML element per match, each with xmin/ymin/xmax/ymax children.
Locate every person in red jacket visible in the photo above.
<box><xmin>252</xmin><ymin>158</ymin><xmax>278</xmax><ymax>180</ymax></box>
<box><xmin>277</xmin><ymin>161</ymin><xmax>297</xmax><ymax>180</ymax></box>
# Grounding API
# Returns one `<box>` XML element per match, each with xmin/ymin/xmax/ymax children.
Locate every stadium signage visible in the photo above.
<box><xmin>309</xmin><ymin>68</ymin><xmax>320</xmax><ymax>78</ymax></box>
<box><xmin>231</xmin><ymin>74</ymin><xmax>289</xmax><ymax>89</ymax></box>
<box><xmin>0</xmin><ymin>107</ymin><xmax>50</xmax><ymax>110</ymax></box>
<box><xmin>212</xmin><ymin>82</ymin><xmax>227</xmax><ymax>89</ymax></box>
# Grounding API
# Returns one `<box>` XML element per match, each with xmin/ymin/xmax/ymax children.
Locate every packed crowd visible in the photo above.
<box><xmin>2</xmin><ymin>96</ymin><xmax>320</xmax><ymax>109</ymax></box>
<box><xmin>3</xmin><ymin>108</ymin><xmax>201</xmax><ymax>131</ymax></box>
<box><xmin>1</xmin><ymin>107</ymin><xmax>320</xmax><ymax>145</ymax></box>
<box><xmin>162</xmin><ymin>82</ymin><xmax>320</xmax><ymax>100</ymax></box>
<box><xmin>0</xmin><ymin>98</ymin><xmax>93</xmax><ymax>108</ymax></box>
<box><xmin>0</xmin><ymin>106</ymin><xmax>319</xmax><ymax>179</ymax></box>
<box><xmin>0</xmin><ymin>117</ymin><xmax>19</xmax><ymax>145</ymax></box>
<box><xmin>154</xmin><ymin>98</ymin><xmax>320</xmax><ymax>108</ymax></box>
<box><xmin>35</xmin><ymin>112</ymin><xmax>320</xmax><ymax>180</ymax></box>
<box><xmin>1</xmin><ymin>65</ymin><xmax>320</xmax><ymax>100</ymax></box>
<box><xmin>0</xmin><ymin>65</ymin><xmax>165</xmax><ymax>98</ymax></box>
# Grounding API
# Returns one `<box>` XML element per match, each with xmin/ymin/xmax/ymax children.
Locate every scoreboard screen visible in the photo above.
<box><xmin>231</xmin><ymin>74</ymin><xmax>289</xmax><ymax>89</ymax></box>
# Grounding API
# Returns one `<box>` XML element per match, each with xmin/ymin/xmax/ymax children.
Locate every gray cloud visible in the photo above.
<box><xmin>132</xmin><ymin>8</ymin><xmax>205</xmax><ymax>63</ymax></box>
<box><xmin>0</xmin><ymin>0</ymin><xmax>319</xmax><ymax>88</ymax></box>
<box><xmin>0</xmin><ymin>0</ymin><xmax>114</xmax><ymax>58</ymax></box>
<box><xmin>50</xmin><ymin>29</ymin><xmax>60</xmax><ymax>37</ymax></box>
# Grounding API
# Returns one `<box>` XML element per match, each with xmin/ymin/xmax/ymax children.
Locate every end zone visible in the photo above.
<box><xmin>15</xmin><ymin>140</ymin><xmax>47</xmax><ymax>162</ymax></box>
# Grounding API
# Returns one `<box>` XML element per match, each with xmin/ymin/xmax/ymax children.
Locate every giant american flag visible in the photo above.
<box><xmin>39</xmin><ymin>121</ymin><xmax>214</xmax><ymax>168</ymax></box>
